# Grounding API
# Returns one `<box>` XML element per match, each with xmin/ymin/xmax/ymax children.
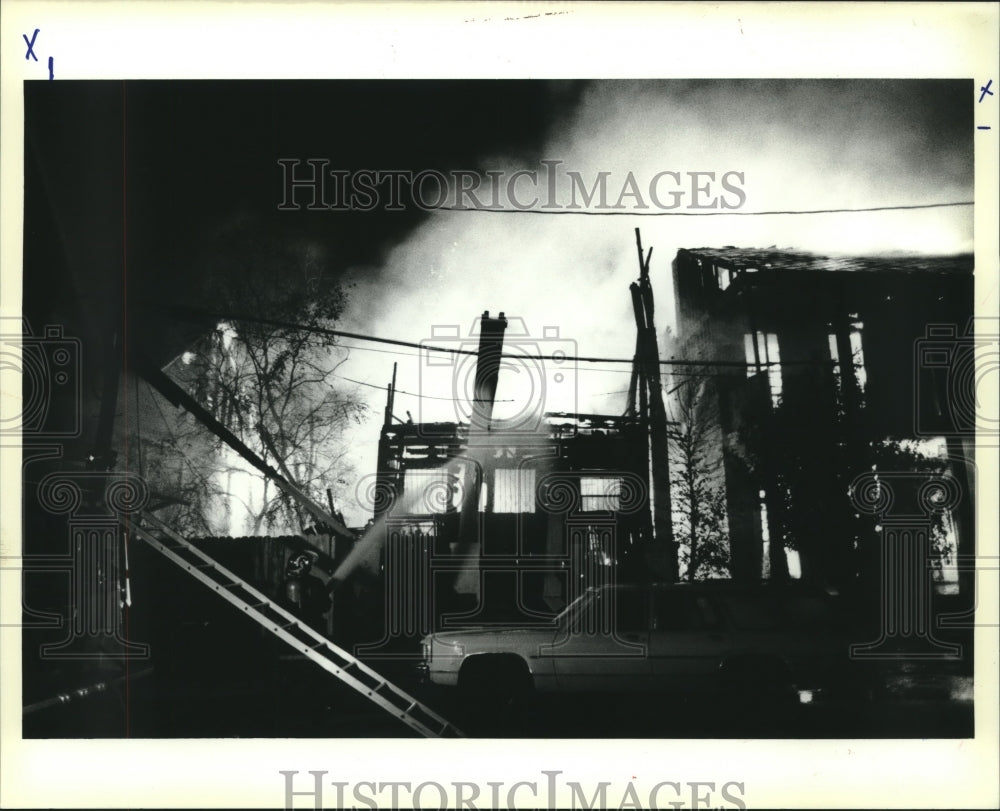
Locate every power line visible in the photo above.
<box><xmin>337</xmin><ymin>341</ymin><xmax>784</xmax><ymax>379</ymax></box>
<box><xmin>332</xmin><ymin>372</ymin><xmax>514</xmax><ymax>402</ymax></box>
<box><xmin>165</xmin><ymin>326</ymin><xmax>769</xmax><ymax>390</ymax></box>
<box><xmin>337</xmin><ymin>340</ymin><xmax>630</xmax><ymax>375</ymax></box>
<box><xmin>433</xmin><ymin>200</ymin><xmax>974</xmax><ymax>217</ymax></box>
<box><xmin>162</xmin><ymin>306</ymin><xmax>831</xmax><ymax>370</ymax></box>
<box><xmin>336</xmin><ymin>341</ymin><xmax>779</xmax><ymax>381</ymax></box>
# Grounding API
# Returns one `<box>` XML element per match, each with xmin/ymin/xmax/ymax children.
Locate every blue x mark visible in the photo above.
<box><xmin>23</xmin><ymin>28</ymin><xmax>39</xmax><ymax>61</ymax></box>
<box><xmin>980</xmin><ymin>80</ymin><xmax>994</xmax><ymax>103</ymax></box>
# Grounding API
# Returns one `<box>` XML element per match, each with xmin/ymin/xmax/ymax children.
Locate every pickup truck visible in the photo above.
<box><xmin>419</xmin><ymin>581</ymin><xmax>865</xmax><ymax>708</ymax></box>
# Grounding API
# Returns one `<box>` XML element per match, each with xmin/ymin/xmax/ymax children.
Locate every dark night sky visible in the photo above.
<box><xmin>24</xmin><ymin>80</ymin><xmax>587</xmax><ymax>358</ymax></box>
<box><xmin>123</xmin><ymin>81</ymin><xmax>585</xmax><ymax>280</ymax></box>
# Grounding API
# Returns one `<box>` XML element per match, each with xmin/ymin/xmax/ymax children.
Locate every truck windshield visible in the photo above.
<box><xmin>552</xmin><ymin>588</ymin><xmax>598</xmax><ymax>628</ymax></box>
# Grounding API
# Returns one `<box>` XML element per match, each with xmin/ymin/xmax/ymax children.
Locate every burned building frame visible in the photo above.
<box><xmin>670</xmin><ymin>248</ymin><xmax>976</xmax><ymax>609</ymax></box>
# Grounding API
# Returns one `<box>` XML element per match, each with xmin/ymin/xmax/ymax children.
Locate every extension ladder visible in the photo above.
<box><xmin>131</xmin><ymin>512</ymin><xmax>463</xmax><ymax>738</ymax></box>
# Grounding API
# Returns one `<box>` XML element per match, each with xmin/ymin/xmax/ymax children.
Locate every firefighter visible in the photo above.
<box><xmin>282</xmin><ymin>552</ymin><xmax>331</xmax><ymax>630</ymax></box>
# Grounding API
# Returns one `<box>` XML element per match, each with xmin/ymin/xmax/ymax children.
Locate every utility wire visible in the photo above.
<box><xmin>335</xmin><ymin>340</ymin><xmax>799</xmax><ymax>379</ymax></box>
<box><xmin>433</xmin><ymin>200</ymin><xmax>974</xmax><ymax>217</ymax></box>
<box><xmin>161</xmin><ymin>305</ymin><xmax>834</xmax><ymax>369</ymax></box>
<box><xmin>333</xmin><ymin>372</ymin><xmax>514</xmax><ymax>402</ymax></box>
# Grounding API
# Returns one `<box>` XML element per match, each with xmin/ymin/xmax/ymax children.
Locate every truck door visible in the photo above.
<box><xmin>648</xmin><ymin>590</ymin><xmax>731</xmax><ymax>694</ymax></box>
<box><xmin>549</xmin><ymin>587</ymin><xmax>653</xmax><ymax>692</ymax></box>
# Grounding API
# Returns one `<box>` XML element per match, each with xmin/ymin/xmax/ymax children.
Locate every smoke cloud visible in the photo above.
<box><xmin>333</xmin><ymin>80</ymin><xmax>973</xmax><ymax>524</ymax></box>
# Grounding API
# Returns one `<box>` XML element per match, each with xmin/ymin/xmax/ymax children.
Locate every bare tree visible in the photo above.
<box><xmin>197</xmin><ymin>236</ymin><xmax>368</xmax><ymax>534</ymax></box>
<box><xmin>137</xmin><ymin>391</ymin><xmax>231</xmax><ymax>537</ymax></box>
<box><xmin>667</xmin><ymin>374</ymin><xmax>731</xmax><ymax>580</ymax></box>
<box><xmin>141</xmin><ymin>230</ymin><xmax>369</xmax><ymax>536</ymax></box>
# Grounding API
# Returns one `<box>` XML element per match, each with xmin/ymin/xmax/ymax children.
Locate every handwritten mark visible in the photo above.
<box><xmin>464</xmin><ymin>10</ymin><xmax>570</xmax><ymax>23</ymax></box>
<box><xmin>979</xmin><ymin>80</ymin><xmax>994</xmax><ymax>103</ymax></box>
<box><xmin>48</xmin><ymin>55</ymin><xmax>53</xmax><ymax>80</ymax></box>
<box><xmin>23</xmin><ymin>28</ymin><xmax>39</xmax><ymax>61</ymax></box>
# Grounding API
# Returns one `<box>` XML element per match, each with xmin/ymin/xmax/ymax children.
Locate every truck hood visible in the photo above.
<box><xmin>426</xmin><ymin>625</ymin><xmax>557</xmax><ymax>642</ymax></box>
<box><xmin>426</xmin><ymin>625</ymin><xmax>558</xmax><ymax>646</ymax></box>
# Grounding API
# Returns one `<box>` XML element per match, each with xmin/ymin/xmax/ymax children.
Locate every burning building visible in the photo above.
<box><xmin>669</xmin><ymin>248</ymin><xmax>976</xmax><ymax>604</ymax></box>
<box><xmin>359</xmin><ymin>312</ymin><xmax>655</xmax><ymax>651</ymax></box>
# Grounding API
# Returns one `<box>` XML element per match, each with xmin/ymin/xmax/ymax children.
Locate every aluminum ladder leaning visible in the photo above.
<box><xmin>130</xmin><ymin>511</ymin><xmax>464</xmax><ymax>738</ymax></box>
